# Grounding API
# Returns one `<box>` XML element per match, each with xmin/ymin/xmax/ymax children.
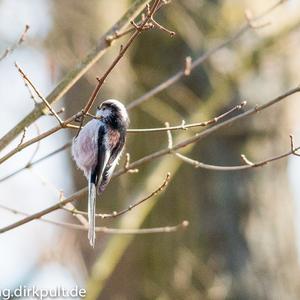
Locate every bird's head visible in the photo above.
<box><xmin>96</xmin><ymin>99</ymin><xmax>129</xmax><ymax>129</ymax></box>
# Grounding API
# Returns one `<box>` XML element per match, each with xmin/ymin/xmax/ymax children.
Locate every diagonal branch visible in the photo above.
<box><xmin>15</xmin><ymin>63</ymin><xmax>63</xmax><ymax>125</ymax></box>
<box><xmin>0</xmin><ymin>142</ymin><xmax>71</xmax><ymax>183</ymax></box>
<box><xmin>127</xmin><ymin>101</ymin><xmax>246</xmax><ymax>132</ymax></box>
<box><xmin>173</xmin><ymin>142</ymin><xmax>300</xmax><ymax>171</ymax></box>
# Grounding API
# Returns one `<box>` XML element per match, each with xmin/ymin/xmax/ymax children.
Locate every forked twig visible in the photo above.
<box><xmin>289</xmin><ymin>135</ymin><xmax>300</xmax><ymax>157</ymax></box>
<box><xmin>174</xmin><ymin>137</ymin><xmax>300</xmax><ymax>171</ymax></box>
<box><xmin>127</xmin><ymin>101</ymin><xmax>247</xmax><ymax>133</ymax></box>
<box><xmin>17</xmin><ymin>127</ymin><xmax>28</xmax><ymax>148</ymax></box>
<box><xmin>244</xmin><ymin>9</ymin><xmax>271</xmax><ymax>29</ymax></box>
<box><xmin>240</xmin><ymin>154</ymin><xmax>254</xmax><ymax>166</ymax></box>
<box><xmin>59</xmin><ymin>191</ymin><xmax>89</xmax><ymax>227</ymax></box>
<box><xmin>124</xmin><ymin>153</ymin><xmax>139</xmax><ymax>173</ymax></box>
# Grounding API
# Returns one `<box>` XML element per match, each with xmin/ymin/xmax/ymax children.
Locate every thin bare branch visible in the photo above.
<box><xmin>244</xmin><ymin>9</ymin><xmax>271</xmax><ymax>29</ymax></box>
<box><xmin>73</xmin><ymin>100</ymin><xmax>247</xmax><ymax>132</ymax></box>
<box><xmin>150</xmin><ymin>18</ymin><xmax>175</xmax><ymax>36</ymax></box>
<box><xmin>0</xmin><ymin>24</ymin><xmax>29</xmax><ymax>62</ymax></box>
<box><xmin>0</xmin><ymin>142</ymin><xmax>71</xmax><ymax>183</ymax></box>
<box><xmin>240</xmin><ymin>154</ymin><xmax>254</xmax><ymax>166</ymax></box>
<box><xmin>62</xmin><ymin>172</ymin><xmax>170</xmax><ymax>219</ymax></box>
<box><xmin>17</xmin><ymin>127</ymin><xmax>28</xmax><ymax>148</ymax></box>
<box><xmin>15</xmin><ymin>63</ymin><xmax>63</xmax><ymax>125</ymax></box>
<box><xmin>57</xmin><ymin>219</ymin><xmax>189</xmax><ymax>234</ymax></box>
<box><xmin>48</xmin><ymin>107</ymin><xmax>65</xmax><ymax>116</ymax></box>
<box><xmin>105</xmin><ymin>21</ymin><xmax>154</xmax><ymax>45</ymax></box>
<box><xmin>0</xmin><ymin>123</ymin><xmax>65</xmax><ymax>165</ymax></box>
<box><xmin>0</xmin><ymin>203</ymin><xmax>188</xmax><ymax>234</ymax></box>
<box><xmin>59</xmin><ymin>192</ymin><xmax>89</xmax><ymax>227</ymax></box>
<box><xmin>174</xmin><ymin>141</ymin><xmax>300</xmax><ymax>171</ymax></box>
<box><xmin>126</xmin><ymin>101</ymin><xmax>247</xmax><ymax>132</ymax></box>
<box><xmin>22</xmin><ymin>78</ymin><xmax>39</xmax><ymax>106</ymax></box>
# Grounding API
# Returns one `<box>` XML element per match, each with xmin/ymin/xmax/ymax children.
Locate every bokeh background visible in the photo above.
<box><xmin>1</xmin><ymin>0</ymin><xmax>300</xmax><ymax>299</ymax></box>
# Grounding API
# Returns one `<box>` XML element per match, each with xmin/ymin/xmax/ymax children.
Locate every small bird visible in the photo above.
<box><xmin>72</xmin><ymin>99</ymin><xmax>129</xmax><ymax>247</ymax></box>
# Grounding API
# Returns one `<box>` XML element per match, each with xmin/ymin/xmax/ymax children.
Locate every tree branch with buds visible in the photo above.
<box><xmin>0</xmin><ymin>24</ymin><xmax>29</xmax><ymax>62</ymax></box>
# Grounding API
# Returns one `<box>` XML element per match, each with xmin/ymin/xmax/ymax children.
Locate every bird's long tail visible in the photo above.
<box><xmin>88</xmin><ymin>172</ymin><xmax>97</xmax><ymax>247</ymax></box>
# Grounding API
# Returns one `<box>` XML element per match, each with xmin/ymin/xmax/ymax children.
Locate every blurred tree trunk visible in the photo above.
<box><xmin>196</xmin><ymin>109</ymin><xmax>300</xmax><ymax>299</ymax></box>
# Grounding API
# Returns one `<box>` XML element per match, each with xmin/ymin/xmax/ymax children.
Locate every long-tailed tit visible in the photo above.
<box><xmin>72</xmin><ymin>99</ymin><xmax>129</xmax><ymax>247</ymax></box>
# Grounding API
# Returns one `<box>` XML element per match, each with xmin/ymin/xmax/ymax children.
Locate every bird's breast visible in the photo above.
<box><xmin>72</xmin><ymin>120</ymin><xmax>100</xmax><ymax>178</ymax></box>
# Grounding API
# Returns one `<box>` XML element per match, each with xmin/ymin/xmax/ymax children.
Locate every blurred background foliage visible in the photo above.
<box><xmin>2</xmin><ymin>0</ymin><xmax>300</xmax><ymax>299</ymax></box>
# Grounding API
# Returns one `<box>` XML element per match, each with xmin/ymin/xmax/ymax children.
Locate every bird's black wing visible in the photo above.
<box><xmin>91</xmin><ymin>124</ymin><xmax>110</xmax><ymax>186</ymax></box>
